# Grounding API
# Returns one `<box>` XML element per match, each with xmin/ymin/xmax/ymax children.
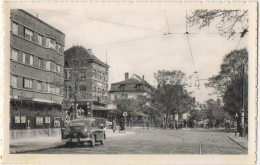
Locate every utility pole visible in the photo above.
<box><xmin>240</xmin><ymin>64</ymin><xmax>245</xmax><ymax>137</ymax></box>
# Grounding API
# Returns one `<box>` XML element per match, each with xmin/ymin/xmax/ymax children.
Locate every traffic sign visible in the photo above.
<box><xmin>123</xmin><ymin>112</ymin><xmax>127</xmax><ymax>117</ymax></box>
<box><xmin>61</xmin><ymin>98</ymin><xmax>71</xmax><ymax>109</ymax></box>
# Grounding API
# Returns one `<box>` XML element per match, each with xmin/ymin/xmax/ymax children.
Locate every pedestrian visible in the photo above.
<box><xmin>112</xmin><ymin>118</ymin><xmax>117</xmax><ymax>133</ymax></box>
<box><xmin>147</xmin><ymin>120</ymin><xmax>149</xmax><ymax>130</ymax></box>
<box><xmin>119</xmin><ymin>118</ymin><xmax>125</xmax><ymax>133</ymax></box>
<box><xmin>162</xmin><ymin>121</ymin><xmax>165</xmax><ymax>130</ymax></box>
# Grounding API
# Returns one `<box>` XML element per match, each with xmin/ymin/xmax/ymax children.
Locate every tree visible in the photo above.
<box><xmin>151</xmin><ymin>70</ymin><xmax>193</xmax><ymax>128</ymax></box>
<box><xmin>187</xmin><ymin>10</ymin><xmax>248</xmax><ymax>38</ymax></box>
<box><xmin>64</xmin><ymin>46</ymin><xmax>95</xmax><ymax>119</ymax></box>
<box><xmin>205</xmin><ymin>49</ymin><xmax>248</xmax><ymax>129</ymax></box>
<box><xmin>113</xmin><ymin>95</ymin><xmax>147</xmax><ymax>119</ymax></box>
<box><xmin>202</xmin><ymin>99</ymin><xmax>225</xmax><ymax>128</ymax></box>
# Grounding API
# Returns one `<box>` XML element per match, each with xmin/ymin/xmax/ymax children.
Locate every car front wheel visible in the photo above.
<box><xmin>90</xmin><ymin>135</ymin><xmax>95</xmax><ymax>147</ymax></box>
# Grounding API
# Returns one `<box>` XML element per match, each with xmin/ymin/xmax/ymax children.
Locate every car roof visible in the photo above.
<box><xmin>69</xmin><ymin>117</ymin><xmax>96</xmax><ymax>124</ymax></box>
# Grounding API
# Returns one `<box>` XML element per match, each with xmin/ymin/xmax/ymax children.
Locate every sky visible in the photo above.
<box><xmin>26</xmin><ymin>9</ymin><xmax>248</xmax><ymax>103</ymax></box>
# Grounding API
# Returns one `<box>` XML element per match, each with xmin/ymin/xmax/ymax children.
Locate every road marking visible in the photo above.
<box><xmin>169</xmin><ymin>143</ymin><xmax>182</xmax><ymax>154</ymax></box>
<box><xmin>199</xmin><ymin>143</ymin><xmax>202</xmax><ymax>155</ymax></box>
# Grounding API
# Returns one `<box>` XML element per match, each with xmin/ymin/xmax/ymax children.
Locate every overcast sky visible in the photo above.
<box><xmin>26</xmin><ymin>9</ymin><xmax>248</xmax><ymax>103</ymax></box>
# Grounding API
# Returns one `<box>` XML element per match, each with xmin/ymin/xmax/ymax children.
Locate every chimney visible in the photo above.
<box><xmin>125</xmin><ymin>72</ymin><xmax>129</xmax><ymax>80</ymax></box>
<box><xmin>87</xmin><ymin>49</ymin><xmax>93</xmax><ymax>55</ymax></box>
<box><xmin>142</xmin><ymin>75</ymin><xmax>145</xmax><ymax>80</ymax></box>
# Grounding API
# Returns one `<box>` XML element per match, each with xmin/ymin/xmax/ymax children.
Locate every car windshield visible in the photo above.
<box><xmin>68</xmin><ymin>119</ymin><xmax>93</xmax><ymax>127</ymax></box>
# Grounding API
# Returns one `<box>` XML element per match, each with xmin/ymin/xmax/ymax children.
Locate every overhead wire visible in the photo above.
<box><xmin>41</xmin><ymin>9</ymin><xmax>167</xmax><ymax>34</ymax></box>
<box><xmin>90</xmin><ymin>34</ymin><xmax>164</xmax><ymax>48</ymax></box>
<box><xmin>164</xmin><ymin>10</ymin><xmax>171</xmax><ymax>34</ymax></box>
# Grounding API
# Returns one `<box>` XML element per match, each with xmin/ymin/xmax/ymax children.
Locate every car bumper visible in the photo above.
<box><xmin>62</xmin><ymin>137</ymin><xmax>92</xmax><ymax>143</ymax></box>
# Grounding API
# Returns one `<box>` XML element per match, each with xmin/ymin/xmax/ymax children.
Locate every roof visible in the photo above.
<box><xmin>17</xmin><ymin>10</ymin><xmax>65</xmax><ymax>35</ymax></box>
<box><xmin>64</xmin><ymin>46</ymin><xmax>109</xmax><ymax>68</ymax></box>
<box><xmin>133</xmin><ymin>74</ymin><xmax>153</xmax><ymax>88</ymax></box>
<box><xmin>111</xmin><ymin>78</ymin><xmax>144</xmax><ymax>85</ymax></box>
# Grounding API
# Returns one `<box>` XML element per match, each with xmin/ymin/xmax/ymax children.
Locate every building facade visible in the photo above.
<box><xmin>10</xmin><ymin>9</ymin><xmax>65</xmax><ymax>129</ymax></box>
<box><xmin>109</xmin><ymin>73</ymin><xmax>153</xmax><ymax>100</ymax></box>
<box><xmin>64</xmin><ymin>46</ymin><xmax>110</xmax><ymax>118</ymax></box>
<box><xmin>108</xmin><ymin>73</ymin><xmax>154</xmax><ymax>124</ymax></box>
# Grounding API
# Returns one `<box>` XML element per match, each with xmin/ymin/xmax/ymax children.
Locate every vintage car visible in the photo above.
<box><xmin>61</xmin><ymin>117</ymin><xmax>105</xmax><ymax>147</ymax></box>
<box><xmin>106</xmin><ymin>119</ymin><xmax>112</xmax><ymax>128</ymax></box>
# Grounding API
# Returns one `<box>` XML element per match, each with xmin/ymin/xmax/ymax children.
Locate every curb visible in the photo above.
<box><xmin>227</xmin><ymin>136</ymin><xmax>248</xmax><ymax>150</ymax></box>
<box><xmin>10</xmin><ymin>144</ymin><xmax>64</xmax><ymax>154</ymax></box>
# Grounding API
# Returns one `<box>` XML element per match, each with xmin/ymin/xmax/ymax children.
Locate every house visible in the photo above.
<box><xmin>64</xmin><ymin>46</ymin><xmax>110</xmax><ymax>118</ymax></box>
<box><xmin>10</xmin><ymin>9</ymin><xmax>65</xmax><ymax>129</ymax></box>
<box><xmin>108</xmin><ymin>73</ymin><xmax>153</xmax><ymax>125</ymax></box>
<box><xmin>109</xmin><ymin>73</ymin><xmax>153</xmax><ymax>100</ymax></box>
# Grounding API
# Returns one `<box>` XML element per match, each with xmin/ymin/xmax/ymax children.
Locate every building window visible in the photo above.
<box><xmin>55</xmin><ymin>86</ymin><xmax>61</xmax><ymax>95</ymax></box>
<box><xmin>38</xmin><ymin>58</ymin><xmax>43</xmax><ymax>69</ymax></box>
<box><xmin>93</xmin><ymin>70</ymin><xmax>97</xmax><ymax>78</ymax></box>
<box><xmin>22</xmin><ymin>53</ymin><xmax>33</xmax><ymax>65</ymax></box>
<box><xmin>11</xmin><ymin>75</ymin><xmax>18</xmax><ymax>88</ymax></box>
<box><xmin>24</xmin><ymin>28</ymin><xmax>33</xmax><ymax>41</ymax></box>
<box><xmin>80</xmin><ymin>86</ymin><xmax>86</xmax><ymax>93</ymax></box>
<box><xmin>46</xmin><ymin>83</ymin><xmax>53</xmax><ymax>93</ymax></box>
<box><xmin>11</xmin><ymin>22</ymin><xmax>18</xmax><ymax>35</ymax></box>
<box><xmin>46</xmin><ymin>60</ymin><xmax>51</xmax><ymax>70</ymax></box>
<box><xmin>38</xmin><ymin>34</ymin><xmax>43</xmax><ymax>45</ymax></box>
<box><xmin>23</xmin><ymin>78</ymin><xmax>33</xmax><ymax>89</ymax></box>
<box><xmin>11</xmin><ymin>49</ymin><xmax>18</xmax><ymax>61</ymax></box>
<box><xmin>64</xmin><ymin>69</ymin><xmax>70</xmax><ymax>79</ymax></box>
<box><xmin>80</xmin><ymin>70</ymin><xmax>86</xmax><ymax>79</ymax></box>
<box><xmin>57</xmin><ymin>44</ymin><xmax>62</xmax><ymax>54</ymax></box>
<box><xmin>57</xmin><ymin>65</ymin><xmax>61</xmax><ymax>74</ymax></box>
<box><xmin>47</xmin><ymin>38</ymin><xmax>56</xmax><ymax>49</ymax></box>
<box><xmin>51</xmin><ymin>61</ymin><xmax>56</xmax><ymax>72</ymax></box>
<box><xmin>37</xmin><ymin>81</ymin><xmax>42</xmax><ymax>91</ymax></box>
<box><xmin>120</xmin><ymin>85</ymin><xmax>125</xmax><ymax>90</ymax></box>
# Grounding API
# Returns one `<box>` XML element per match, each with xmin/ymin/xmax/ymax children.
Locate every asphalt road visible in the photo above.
<box><xmin>28</xmin><ymin>128</ymin><xmax>247</xmax><ymax>155</ymax></box>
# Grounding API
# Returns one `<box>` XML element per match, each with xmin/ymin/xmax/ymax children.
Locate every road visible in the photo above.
<box><xmin>28</xmin><ymin>128</ymin><xmax>247</xmax><ymax>154</ymax></box>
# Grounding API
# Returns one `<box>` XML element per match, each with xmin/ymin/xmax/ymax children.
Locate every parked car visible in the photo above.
<box><xmin>61</xmin><ymin>117</ymin><xmax>105</xmax><ymax>147</ymax></box>
<box><xmin>106</xmin><ymin>119</ymin><xmax>112</xmax><ymax>128</ymax></box>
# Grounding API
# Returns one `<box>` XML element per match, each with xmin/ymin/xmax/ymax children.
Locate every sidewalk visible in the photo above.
<box><xmin>227</xmin><ymin>133</ymin><xmax>248</xmax><ymax>149</ymax></box>
<box><xmin>10</xmin><ymin>128</ymin><xmax>136</xmax><ymax>154</ymax></box>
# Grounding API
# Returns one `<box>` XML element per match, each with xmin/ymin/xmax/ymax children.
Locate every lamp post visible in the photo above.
<box><xmin>240</xmin><ymin>109</ymin><xmax>245</xmax><ymax>137</ymax></box>
<box><xmin>235</xmin><ymin>113</ymin><xmax>238</xmax><ymax>137</ymax></box>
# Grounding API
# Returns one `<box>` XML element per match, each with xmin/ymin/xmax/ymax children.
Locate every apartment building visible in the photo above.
<box><xmin>64</xmin><ymin>46</ymin><xmax>110</xmax><ymax>118</ymax></box>
<box><xmin>10</xmin><ymin>9</ymin><xmax>65</xmax><ymax>129</ymax></box>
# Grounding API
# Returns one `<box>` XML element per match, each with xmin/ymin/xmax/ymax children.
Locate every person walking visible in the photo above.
<box><xmin>112</xmin><ymin>118</ymin><xmax>117</xmax><ymax>133</ymax></box>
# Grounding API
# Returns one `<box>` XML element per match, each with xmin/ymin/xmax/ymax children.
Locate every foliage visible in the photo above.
<box><xmin>187</xmin><ymin>10</ymin><xmax>248</xmax><ymax>38</ymax></box>
<box><xmin>112</xmin><ymin>95</ymin><xmax>147</xmax><ymax>117</ymax></box>
<box><xmin>151</xmin><ymin>70</ymin><xmax>193</xmax><ymax>126</ymax></box>
<box><xmin>205</xmin><ymin>49</ymin><xmax>248</xmax><ymax>121</ymax></box>
<box><xmin>154</xmin><ymin>70</ymin><xmax>186</xmax><ymax>86</ymax></box>
<box><xmin>64</xmin><ymin>46</ymin><xmax>94</xmax><ymax>119</ymax></box>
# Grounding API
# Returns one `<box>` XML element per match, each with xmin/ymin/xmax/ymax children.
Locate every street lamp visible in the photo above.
<box><xmin>240</xmin><ymin>109</ymin><xmax>245</xmax><ymax>137</ymax></box>
<box><xmin>235</xmin><ymin>113</ymin><xmax>238</xmax><ymax>137</ymax></box>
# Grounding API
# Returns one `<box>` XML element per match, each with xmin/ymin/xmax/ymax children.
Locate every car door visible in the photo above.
<box><xmin>91</xmin><ymin>120</ymin><xmax>104</xmax><ymax>141</ymax></box>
